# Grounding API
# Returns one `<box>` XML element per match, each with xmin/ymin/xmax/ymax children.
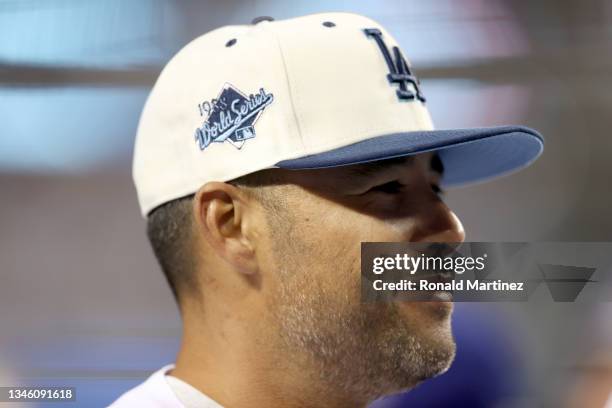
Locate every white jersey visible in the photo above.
<box><xmin>109</xmin><ymin>365</ymin><xmax>223</xmax><ymax>408</ymax></box>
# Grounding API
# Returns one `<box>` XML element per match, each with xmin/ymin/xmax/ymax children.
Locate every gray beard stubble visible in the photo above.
<box><xmin>269</xmin><ymin>213</ymin><xmax>455</xmax><ymax>402</ymax></box>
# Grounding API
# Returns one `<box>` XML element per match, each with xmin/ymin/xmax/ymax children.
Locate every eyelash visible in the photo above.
<box><xmin>431</xmin><ymin>183</ymin><xmax>444</xmax><ymax>195</ymax></box>
<box><xmin>369</xmin><ymin>180</ymin><xmax>403</xmax><ymax>194</ymax></box>
<box><xmin>367</xmin><ymin>181</ymin><xmax>444</xmax><ymax>196</ymax></box>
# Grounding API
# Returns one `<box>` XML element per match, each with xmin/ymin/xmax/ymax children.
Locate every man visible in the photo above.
<box><xmin>111</xmin><ymin>12</ymin><xmax>543</xmax><ymax>408</ymax></box>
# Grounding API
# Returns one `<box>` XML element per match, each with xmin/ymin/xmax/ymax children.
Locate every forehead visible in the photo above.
<box><xmin>343</xmin><ymin>153</ymin><xmax>441</xmax><ymax>177</ymax></box>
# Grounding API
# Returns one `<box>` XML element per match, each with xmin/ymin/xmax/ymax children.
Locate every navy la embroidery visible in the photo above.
<box><xmin>364</xmin><ymin>28</ymin><xmax>426</xmax><ymax>103</ymax></box>
<box><xmin>194</xmin><ymin>83</ymin><xmax>274</xmax><ymax>150</ymax></box>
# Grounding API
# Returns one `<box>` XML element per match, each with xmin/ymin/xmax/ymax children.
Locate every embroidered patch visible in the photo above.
<box><xmin>364</xmin><ymin>28</ymin><xmax>426</xmax><ymax>103</ymax></box>
<box><xmin>194</xmin><ymin>83</ymin><xmax>274</xmax><ymax>150</ymax></box>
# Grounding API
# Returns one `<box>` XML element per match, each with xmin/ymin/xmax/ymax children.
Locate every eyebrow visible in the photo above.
<box><xmin>346</xmin><ymin>153</ymin><xmax>445</xmax><ymax>179</ymax></box>
<box><xmin>431</xmin><ymin>153</ymin><xmax>445</xmax><ymax>175</ymax></box>
<box><xmin>346</xmin><ymin>157</ymin><xmax>410</xmax><ymax>178</ymax></box>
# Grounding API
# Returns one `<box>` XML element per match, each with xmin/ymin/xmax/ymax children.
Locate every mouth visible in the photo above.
<box><xmin>395</xmin><ymin>294</ymin><xmax>453</xmax><ymax>320</ymax></box>
<box><xmin>413</xmin><ymin>269</ymin><xmax>455</xmax><ymax>302</ymax></box>
<box><xmin>429</xmin><ymin>290</ymin><xmax>453</xmax><ymax>302</ymax></box>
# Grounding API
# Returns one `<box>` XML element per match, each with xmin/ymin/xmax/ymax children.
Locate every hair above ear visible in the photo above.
<box><xmin>146</xmin><ymin>194</ymin><xmax>196</xmax><ymax>303</ymax></box>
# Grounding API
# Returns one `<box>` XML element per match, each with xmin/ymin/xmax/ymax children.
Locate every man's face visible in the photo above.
<box><xmin>258</xmin><ymin>152</ymin><xmax>465</xmax><ymax>400</ymax></box>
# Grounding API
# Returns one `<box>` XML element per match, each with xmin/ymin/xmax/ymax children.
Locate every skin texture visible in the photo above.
<box><xmin>171</xmin><ymin>152</ymin><xmax>465</xmax><ymax>408</ymax></box>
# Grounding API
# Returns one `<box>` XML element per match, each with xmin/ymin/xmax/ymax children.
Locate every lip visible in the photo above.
<box><xmin>418</xmin><ymin>269</ymin><xmax>454</xmax><ymax>283</ymax></box>
<box><xmin>422</xmin><ymin>298</ymin><xmax>454</xmax><ymax>318</ymax></box>
<box><xmin>396</xmin><ymin>295</ymin><xmax>453</xmax><ymax>320</ymax></box>
<box><xmin>430</xmin><ymin>290</ymin><xmax>453</xmax><ymax>302</ymax></box>
<box><xmin>401</xmin><ymin>270</ymin><xmax>455</xmax><ymax>303</ymax></box>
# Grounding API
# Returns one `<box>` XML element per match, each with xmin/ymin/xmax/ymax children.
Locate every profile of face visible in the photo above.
<box><xmin>192</xmin><ymin>151</ymin><xmax>465</xmax><ymax>403</ymax></box>
<box><xmin>253</xmin><ymin>152</ymin><xmax>465</xmax><ymax>400</ymax></box>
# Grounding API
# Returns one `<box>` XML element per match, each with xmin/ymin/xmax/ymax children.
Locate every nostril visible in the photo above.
<box><xmin>322</xmin><ymin>21</ymin><xmax>336</xmax><ymax>28</ymax></box>
<box><xmin>225</xmin><ymin>38</ymin><xmax>237</xmax><ymax>47</ymax></box>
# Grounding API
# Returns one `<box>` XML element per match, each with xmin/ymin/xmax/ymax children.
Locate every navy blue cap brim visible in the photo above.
<box><xmin>275</xmin><ymin>126</ymin><xmax>544</xmax><ymax>186</ymax></box>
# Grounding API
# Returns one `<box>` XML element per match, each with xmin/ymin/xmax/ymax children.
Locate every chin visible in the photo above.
<box><xmin>374</xmin><ymin>344</ymin><xmax>456</xmax><ymax>401</ymax></box>
<box><xmin>421</xmin><ymin>328</ymin><xmax>457</xmax><ymax>379</ymax></box>
<box><xmin>369</xmin><ymin>309</ymin><xmax>456</xmax><ymax>398</ymax></box>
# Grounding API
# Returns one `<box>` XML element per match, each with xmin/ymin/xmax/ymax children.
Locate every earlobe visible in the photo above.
<box><xmin>194</xmin><ymin>182</ymin><xmax>259</xmax><ymax>275</ymax></box>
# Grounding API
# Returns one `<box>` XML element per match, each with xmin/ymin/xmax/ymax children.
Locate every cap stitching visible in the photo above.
<box><xmin>265</xmin><ymin>22</ymin><xmax>306</xmax><ymax>150</ymax></box>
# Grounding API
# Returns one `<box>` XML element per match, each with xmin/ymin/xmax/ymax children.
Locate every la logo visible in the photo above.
<box><xmin>364</xmin><ymin>28</ymin><xmax>426</xmax><ymax>103</ymax></box>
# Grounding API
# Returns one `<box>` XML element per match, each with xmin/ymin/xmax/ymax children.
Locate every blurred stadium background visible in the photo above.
<box><xmin>1</xmin><ymin>0</ymin><xmax>611</xmax><ymax>407</ymax></box>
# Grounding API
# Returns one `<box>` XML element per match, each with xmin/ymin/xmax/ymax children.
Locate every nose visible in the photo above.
<box><xmin>411</xmin><ymin>201</ymin><xmax>465</xmax><ymax>243</ymax></box>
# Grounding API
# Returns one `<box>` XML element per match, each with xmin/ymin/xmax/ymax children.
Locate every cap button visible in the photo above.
<box><xmin>251</xmin><ymin>16</ymin><xmax>274</xmax><ymax>25</ymax></box>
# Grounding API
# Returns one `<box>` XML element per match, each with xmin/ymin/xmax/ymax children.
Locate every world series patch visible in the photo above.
<box><xmin>194</xmin><ymin>83</ymin><xmax>274</xmax><ymax>150</ymax></box>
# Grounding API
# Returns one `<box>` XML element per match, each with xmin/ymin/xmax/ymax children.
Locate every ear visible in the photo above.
<box><xmin>193</xmin><ymin>182</ymin><xmax>258</xmax><ymax>275</ymax></box>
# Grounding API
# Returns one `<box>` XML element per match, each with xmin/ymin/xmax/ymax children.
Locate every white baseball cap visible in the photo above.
<box><xmin>133</xmin><ymin>12</ymin><xmax>543</xmax><ymax>217</ymax></box>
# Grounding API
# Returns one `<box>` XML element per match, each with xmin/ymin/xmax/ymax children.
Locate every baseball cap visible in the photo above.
<box><xmin>133</xmin><ymin>12</ymin><xmax>544</xmax><ymax>217</ymax></box>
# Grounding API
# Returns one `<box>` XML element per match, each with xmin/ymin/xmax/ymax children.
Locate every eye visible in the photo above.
<box><xmin>431</xmin><ymin>183</ymin><xmax>444</xmax><ymax>196</ymax></box>
<box><xmin>368</xmin><ymin>180</ymin><xmax>403</xmax><ymax>194</ymax></box>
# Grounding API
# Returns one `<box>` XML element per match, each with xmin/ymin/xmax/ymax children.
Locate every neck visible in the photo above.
<box><xmin>171</xmin><ymin>308</ymin><xmax>369</xmax><ymax>408</ymax></box>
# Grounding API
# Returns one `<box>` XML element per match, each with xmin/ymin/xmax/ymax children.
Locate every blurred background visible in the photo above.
<box><xmin>1</xmin><ymin>0</ymin><xmax>611</xmax><ymax>407</ymax></box>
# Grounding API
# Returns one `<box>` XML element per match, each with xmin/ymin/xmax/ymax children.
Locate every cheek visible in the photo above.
<box><xmin>328</xmin><ymin>206</ymin><xmax>416</xmax><ymax>245</ymax></box>
<box><xmin>296</xmin><ymin>203</ymin><xmax>411</xmax><ymax>283</ymax></box>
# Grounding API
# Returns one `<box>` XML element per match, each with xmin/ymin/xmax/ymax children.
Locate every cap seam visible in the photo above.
<box><xmin>266</xmin><ymin>22</ymin><xmax>306</xmax><ymax>150</ymax></box>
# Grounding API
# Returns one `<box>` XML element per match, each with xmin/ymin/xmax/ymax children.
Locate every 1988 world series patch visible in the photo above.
<box><xmin>194</xmin><ymin>83</ymin><xmax>274</xmax><ymax>150</ymax></box>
